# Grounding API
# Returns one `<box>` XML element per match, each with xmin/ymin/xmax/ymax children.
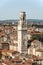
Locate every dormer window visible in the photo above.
<box><xmin>5</xmin><ymin>29</ymin><xmax>11</xmax><ymax>34</ymax></box>
<box><xmin>3</xmin><ymin>37</ymin><xmax>7</xmax><ymax>42</ymax></box>
<box><xmin>1</xmin><ymin>36</ymin><xmax>7</xmax><ymax>42</ymax></box>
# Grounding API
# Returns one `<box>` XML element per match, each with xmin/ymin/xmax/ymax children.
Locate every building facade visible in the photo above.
<box><xmin>18</xmin><ymin>12</ymin><xmax>27</xmax><ymax>53</ymax></box>
<box><xmin>0</xmin><ymin>12</ymin><xmax>43</xmax><ymax>56</ymax></box>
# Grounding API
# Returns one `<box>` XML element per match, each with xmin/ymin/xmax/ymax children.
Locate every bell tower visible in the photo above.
<box><xmin>18</xmin><ymin>12</ymin><xmax>27</xmax><ymax>54</ymax></box>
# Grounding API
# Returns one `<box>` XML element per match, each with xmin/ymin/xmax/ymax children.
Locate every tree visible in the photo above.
<box><xmin>31</xmin><ymin>35</ymin><xmax>39</xmax><ymax>40</ymax></box>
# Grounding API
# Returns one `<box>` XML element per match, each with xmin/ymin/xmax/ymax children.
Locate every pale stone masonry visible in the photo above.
<box><xmin>18</xmin><ymin>12</ymin><xmax>27</xmax><ymax>53</ymax></box>
<box><xmin>0</xmin><ymin>12</ymin><xmax>43</xmax><ymax>56</ymax></box>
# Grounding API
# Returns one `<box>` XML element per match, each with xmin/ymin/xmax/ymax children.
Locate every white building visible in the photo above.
<box><xmin>36</xmin><ymin>48</ymin><xmax>43</xmax><ymax>56</ymax></box>
<box><xmin>31</xmin><ymin>40</ymin><xmax>42</xmax><ymax>49</ymax></box>
<box><xmin>28</xmin><ymin>40</ymin><xmax>42</xmax><ymax>56</ymax></box>
<box><xmin>18</xmin><ymin>12</ymin><xmax>27</xmax><ymax>54</ymax></box>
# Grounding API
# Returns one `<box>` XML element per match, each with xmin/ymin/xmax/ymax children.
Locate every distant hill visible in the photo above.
<box><xmin>0</xmin><ymin>19</ymin><xmax>43</xmax><ymax>25</ymax></box>
<box><xmin>27</xmin><ymin>19</ymin><xmax>43</xmax><ymax>22</ymax></box>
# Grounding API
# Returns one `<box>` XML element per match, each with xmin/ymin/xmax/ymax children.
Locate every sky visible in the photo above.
<box><xmin>0</xmin><ymin>0</ymin><xmax>43</xmax><ymax>20</ymax></box>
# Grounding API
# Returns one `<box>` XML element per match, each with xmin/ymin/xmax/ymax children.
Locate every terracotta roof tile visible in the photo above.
<box><xmin>32</xmin><ymin>40</ymin><xmax>41</xmax><ymax>44</ymax></box>
<box><xmin>36</xmin><ymin>48</ymin><xmax>43</xmax><ymax>52</ymax></box>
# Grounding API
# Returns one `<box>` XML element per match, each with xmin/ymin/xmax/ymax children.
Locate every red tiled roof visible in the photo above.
<box><xmin>32</xmin><ymin>40</ymin><xmax>41</xmax><ymax>44</ymax></box>
<box><xmin>0</xmin><ymin>63</ymin><xmax>3</xmax><ymax>65</ymax></box>
<box><xmin>28</xmin><ymin>32</ymin><xmax>43</xmax><ymax>34</ymax></box>
<box><xmin>37</xmin><ymin>56</ymin><xmax>43</xmax><ymax>60</ymax></box>
<box><xmin>0</xmin><ymin>49</ymin><xmax>15</xmax><ymax>53</ymax></box>
<box><xmin>36</xmin><ymin>49</ymin><xmax>43</xmax><ymax>52</ymax></box>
